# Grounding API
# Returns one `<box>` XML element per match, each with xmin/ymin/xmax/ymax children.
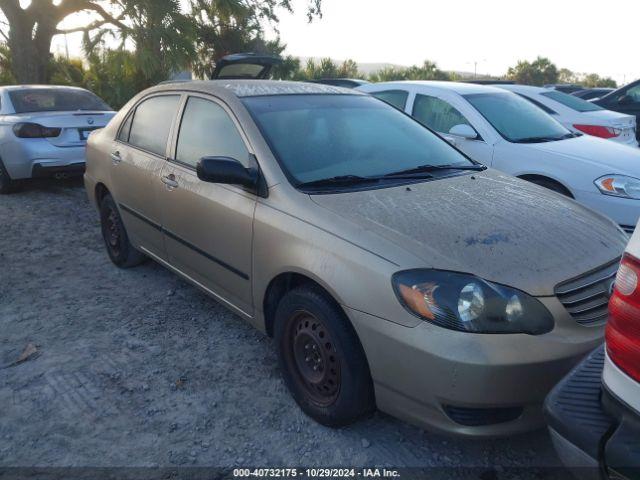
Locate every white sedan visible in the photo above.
<box><xmin>498</xmin><ymin>84</ymin><xmax>638</xmax><ymax>147</ymax></box>
<box><xmin>0</xmin><ymin>85</ymin><xmax>115</xmax><ymax>194</ymax></box>
<box><xmin>358</xmin><ymin>81</ymin><xmax>640</xmax><ymax>233</ymax></box>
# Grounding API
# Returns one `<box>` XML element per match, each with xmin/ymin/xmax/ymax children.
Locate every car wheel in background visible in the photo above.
<box><xmin>274</xmin><ymin>286</ymin><xmax>375</xmax><ymax>427</ymax></box>
<box><xmin>525</xmin><ymin>177</ymin><xmax>573</xmax><ymax>198</ymax></box>
<box><xmin>99</xmin><ymin>193</ymin><xmax>146</xmax><ymax>268</ymax></box>
<box><xmin>0</xmin><ymin>159</ymin><xmax>17</xmax><ymax>194</ymax></box>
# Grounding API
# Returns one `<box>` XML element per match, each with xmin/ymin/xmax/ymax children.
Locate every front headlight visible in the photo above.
<box><xmin>392</xmin><ymin>270</ymin><xmax>554</xmax><ymax>334</ymax></box>
<box><xmin>595</xmin><ymin>175</ymin><xmax>640</xmax><ymax>200</ymax></box>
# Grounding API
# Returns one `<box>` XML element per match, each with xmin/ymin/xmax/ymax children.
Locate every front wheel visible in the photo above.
<box><xmin>100</xmin><ymin>194</ymin><xmax>146</xmax><ymax>268</ymax></box>
<box><xmin>274</xmin><ymin>286</ymin><xmax>375</xmax><ymax>427</ymax></box>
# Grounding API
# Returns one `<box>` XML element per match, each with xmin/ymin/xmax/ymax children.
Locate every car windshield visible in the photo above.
<box><xmin>464</xmin><ymin>92</ymin><xmax>571</xmax><ymax>143</ymax></box>
<box><xmin>242</xmin><ymin>94</ymin><xmax>475</xmax><ymax>186</ymax></box>
<box><xmin>9</xmin><ymin>88</ymin><xmax>111</xmax><ymax>114</ymax></box>
<box><xmin>540</xmin><ymin>90</ymin><xmax>604</xmax><ymax>112</ymax></box>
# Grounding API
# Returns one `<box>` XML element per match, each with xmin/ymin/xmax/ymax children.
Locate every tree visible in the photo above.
<box><xmin>368</xmin><ymin>60</ymin><xmax>451</xmax><ymax>82</ymax></box>
<box><xmin>582</xmin><ymin>73</ymin><xmax>617</xmax><ymax>88</ymax></box>
<box><xmin>558</xmin><ymin>68</ymin><xmax>577</xmax><ymax>84</ymax></box>
<box><xmin>89</xmin><ymin>0</ymin><xmax>196</xmax><ymax>87</ymax></box>
<box><xmin>0</xmin><ymin>0</ymin><xmax>125</xmax><ymax>83</ymax></box>
<box><xmin>507</xmin><ymin>56</ymin><xmax>559</xmax><ymax>86</ymax></box>
<box><xmin>0</xmin><ymin>0</ymin><xmax>323</xmax><ymax>85</ymax></box>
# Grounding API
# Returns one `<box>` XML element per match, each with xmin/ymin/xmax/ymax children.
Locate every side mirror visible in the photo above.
<box><xmin>197</xmin><ymin>156</ymin><xmax>259</xmax><ymax>191</ymax></box>
<box><xmin>449</xmin><ymin>124</ymin><xmax>478</xmax><ymax>140</ymax></box>
<box><xmin>618</xmin><ymin>95</ymin><xmax>633</xmax><ymax>105</ymax></box>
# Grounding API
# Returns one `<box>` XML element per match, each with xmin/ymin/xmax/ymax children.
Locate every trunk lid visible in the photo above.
<box><xmin>14</xmin><ymin>111</ymin><xmax>115</xmax><ymax>147</ymax></box>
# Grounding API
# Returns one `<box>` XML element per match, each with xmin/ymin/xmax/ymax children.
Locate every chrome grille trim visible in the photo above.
<box><xmin>555</xmin><ymin>258</ymin><xmax>621</xmax><ymax>327</ymax></box>
<box><xmin>620</xmin><ymin>225</ymin><xmax>635</xmax><ymax>235</ymax></box>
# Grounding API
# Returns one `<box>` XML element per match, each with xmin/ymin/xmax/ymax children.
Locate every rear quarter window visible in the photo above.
<box><xmin>370</xmin><ymin>90</ymin><xmax>409</xmax><ymax>110</ymax></box>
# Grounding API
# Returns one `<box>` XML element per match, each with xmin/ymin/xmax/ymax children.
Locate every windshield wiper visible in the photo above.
<box><xmin>297</xmin><ymin>175</ymin><xmax>383</xmax><ymax>189</ymax></box>
<box><xmin>383</xmin><ymin>163</ymin><xmax>486</xmax><ymax>178</ymax></box>
<box><xmin>512</xmin><ymin>133</ymin><xmax>574</xmax><ymax>143</ymax></box>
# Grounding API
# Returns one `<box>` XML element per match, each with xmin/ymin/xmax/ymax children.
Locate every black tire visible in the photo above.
<box><xmin>0</xmin><ymin>159</ymin><xmax>17</xmax><ymax>194</ymax></box>
<box><xmin>99</xmin><ymin>193</ymin><xmax>146</xmax><ymax>268</ymax></box>
<box><xmin>274</xmin><ymin>286</ymin><xmax>375</xmax><ymax>427</ymax></box>
<box><xmin>525</xmin><ymin>177</ymin><xmax>573</xmax><ymax>198</ymax></box>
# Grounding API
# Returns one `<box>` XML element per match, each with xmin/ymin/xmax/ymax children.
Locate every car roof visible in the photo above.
<box><xmin>145</xmin><ymin>80</ymin><xmax>360</xmax><ymax>100</ymax></box>
<box><xmin>497</xmin><ymin>84</ymin><xmax>548</xmax><ymax>94</ymax></box>
<box><xmin>0</xmin><ymin>84</ymin><xmax>90</xmax><ymax>92</ymax></box>
<box><xmin>360</xmin><ymin>80</ymin><xmax>508</xmax><ymax>95</ymax></box>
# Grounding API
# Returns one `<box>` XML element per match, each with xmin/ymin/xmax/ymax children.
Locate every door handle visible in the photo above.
<box><xmin>161</xmin><ymin>174</ymin><xmax>178</xmax><ymax>189</ymax></box>
<box><xmin>110</xmin><ymin>151</ymin><xmax>122</xmax><ymax>164</ymax></box>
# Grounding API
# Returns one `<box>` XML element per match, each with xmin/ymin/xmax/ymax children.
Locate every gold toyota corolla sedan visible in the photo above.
<box><xmin>84</xmin><ymin>62</ymin><xmax>628</xmax><ymax>437</ymax></box>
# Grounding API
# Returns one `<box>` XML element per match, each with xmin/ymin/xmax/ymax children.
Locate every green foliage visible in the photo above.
<box><xmin>368</xmin><ymin>61</ymin><xmax>451</xmax><ymax>82</ymax></box>
<box><xmin>582</xmin><ymin>73</ymin><xmax>617</xmax><ymax>88</ymax></box>
<box><xmin>298</xmin><ymin>58</ymin><xmax>362</xmax><ymax>80</ymax></box>
<box><xmin>507</xmin><ymin>56</ymin><xmax>559</xmax><ymax>86</ymax></box>
<box><xmin>508</xmin><ymin>59</ymin><xmax>617</xmax><ymax>89</ymax></box>
<box><xmin>83</xmin><ymin>49</ymin><xmax>146</xmax><ymax>109</ymax></box>
<box><xmin>49</xmin><ymin>57</ymin><xmax>86</xmax><ymax>86</ymax></box>
<box><xmin>0</xmin><ymin>44</ymin><xmax>15</xmax><ymax>85</ymax></box>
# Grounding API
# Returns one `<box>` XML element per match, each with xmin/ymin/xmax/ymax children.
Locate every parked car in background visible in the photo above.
<box><xmin>544</xmin><ymin>83</ymin><xmax>583</xmax><ymax>94</ymax></box>
<box><xmin>357</xmin><ymin>81</ymin><xmax>640</xmax><ymax>233</ymax></box>
<box><xmin>85</xmin><ymin>77</ymin><xmax>628</xmax><ymax>437</ymax></box>
<box><xmin>497</xmin><ymin>84</ymin><xmax>637</xmax><ymax>147</ymax></box>
<box><xmin>595</xmin><ymin>79</ymin><xmax>640</xmax><ymax>142</ymax></box>
<box><xmin>572</xmin><ymin>87</ymin><xmax>614</xmax><ymax>101</ymax></box>
<box><xmin>545</xmin><ymin>225</ymin><xmax>640</xmax><ymax>479</ymax></box>
<box><xmin>0</xmin><ymin>85</ymin><xmax>115</xmax><ymax>194</ymax></box>
<box><xmin>311</xmin><ymin>78</ymin><xmax>370</xmax><ymax>89</ymax></box>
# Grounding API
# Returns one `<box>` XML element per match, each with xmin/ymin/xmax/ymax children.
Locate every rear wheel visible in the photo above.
<box><xmin>274</xmin><ymin>286</ymin><xmax>375</xmax><ymax>427</ymax></box>
<box><xmin>100</xmin><ymin>193</ymin><xmax>146</xmax><ymax>268</ymax></box>
<box><xmin>0</xmin><ymin>160</ymin><xmax>17</xmax><ymax>194</ymax></box>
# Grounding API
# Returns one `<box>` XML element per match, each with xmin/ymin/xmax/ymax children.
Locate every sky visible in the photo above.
<box><xmin>51</xmin><ymin>0</ymin><xmax>640</xmax><ymax>85</ymax></box>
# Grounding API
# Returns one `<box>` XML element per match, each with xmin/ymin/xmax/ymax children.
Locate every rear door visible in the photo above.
<box><xmin>111</xmin><ymin>93</ymin><xmax>182</xmax><ymax>258</ymax></box>
<box><xmin>158</xmin><ymin>94</ymin><xmax>256</xmax><ymax>316</ymax></box>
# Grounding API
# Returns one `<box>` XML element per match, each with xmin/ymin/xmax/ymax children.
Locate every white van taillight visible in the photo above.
<box><xmin>606</xmin><ymin>254</ymin><xmax>640</xmax><ymax>382</ymax></box>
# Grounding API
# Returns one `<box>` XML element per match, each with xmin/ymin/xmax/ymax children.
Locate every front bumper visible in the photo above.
<box><xmin>574</xmin><ymin>191</ymin><xmax>640</xmax><ymax>234</ymax></box>
<box><xmin>544</xmin><ymin>346</ymin><xmax>640</xmax><ymax>479</ymax></box>
<box><xmin>345</xmin><ymin>296</ymin><xmax>604</xmax><ymax>437</ymax></box>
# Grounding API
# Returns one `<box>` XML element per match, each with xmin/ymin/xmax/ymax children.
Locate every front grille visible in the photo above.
<box><xmin>555</xmin><ymin>258</ymin><xmax>620</xmax><ymax>327</ymax></box>
<box><xmin>443</xmin><ymin>405</ymin><xmax>523</xmax><ymax>426</ymax></box>
<box><xmin>620</xmin><ymin>224</ymin><xmax>635</xmax><ymax>235</ymax></box>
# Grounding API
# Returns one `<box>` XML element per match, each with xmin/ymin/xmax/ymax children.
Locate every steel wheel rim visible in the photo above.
<box><xmin>103</xmin><ymin>207</ymin><xmax>122</xmax><ymax>256</ymax></box>
<box><xmin>286</xmin><ymin>310</ymin><xmax>341</xmax><ymax>406</ymax></box>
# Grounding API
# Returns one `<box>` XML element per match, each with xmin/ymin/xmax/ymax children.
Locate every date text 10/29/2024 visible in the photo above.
<box><xmin>233</xmin><ymin>469</ymin><xmax>401</xmax><ymax>478</ymax></box>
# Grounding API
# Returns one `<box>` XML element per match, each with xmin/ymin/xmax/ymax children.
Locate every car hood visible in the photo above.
<box><xmin>310</xmin><ymin>169</ymin><xmax>627</xmax><ymax>296</ymax></box>
<box><xmin>521</xmin><ymin>135</ymin><xmax>640</xmax><ymax>173</ymax></box>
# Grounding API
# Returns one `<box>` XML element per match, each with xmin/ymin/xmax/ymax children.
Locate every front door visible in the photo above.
<box><xmin>158</xmin><ymin>95</ymin><xmax>256</xmax><ymax>316</ymax></box>
<box><xmin>409</xmin><ymin>93</ymin><xmax>495</xmax><ymax>165</ymax></box>
<box><xmin>111</xmin><ymin>94</ymin><xmax>182</xmax><ymax>257</ymax></box>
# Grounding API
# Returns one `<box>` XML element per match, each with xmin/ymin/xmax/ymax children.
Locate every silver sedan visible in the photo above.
<box><xmin>0</xmin><ymin>85</ymin><xmax>115</xmax><ymax>193</ymax></box>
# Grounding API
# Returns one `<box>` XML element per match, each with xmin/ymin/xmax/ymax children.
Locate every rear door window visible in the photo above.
<box><xmin>412</xmin><ymin>94</ymin><xmax>472</xmax><ymax>133</ymax></box>
<box><xmin>175</xmin><ymin>97</ymin><xmax>250</xmax><ymax>168</ymax></box>
<box><xmin>516</xmin><ymin>93</ymin><xmax>557</xmax><ymax>115</ymax></box>
<box><xmin>371</xmin><ymin>90</ymin><xmax>409</xmax><ymax>110</ymax></box>
<box><xmin>128</xmin><ymin>95</ymin><xmax>181</xmax><ymax>156</ymax></box>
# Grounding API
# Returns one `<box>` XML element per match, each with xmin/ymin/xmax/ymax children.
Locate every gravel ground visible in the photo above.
<box><xmin>0</xmin><ymin>180</ymin><xmax>566</xmax><ymax>478</ymax></box>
